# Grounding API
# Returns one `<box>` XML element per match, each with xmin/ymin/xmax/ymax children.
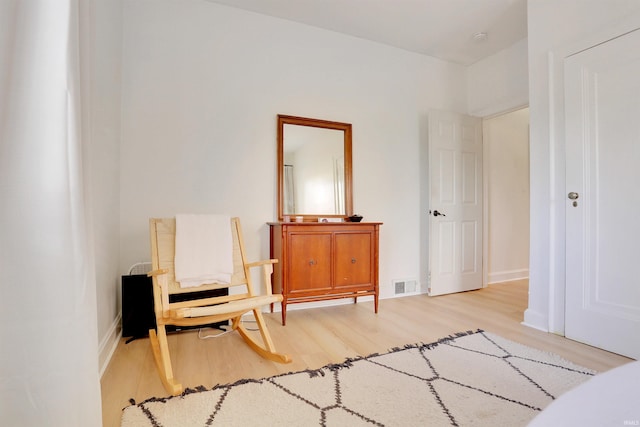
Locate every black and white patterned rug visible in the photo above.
<box><xmin>121</xmin><ymin>330</ymin><xmax>595</xmax><ymax>426</ymax></box>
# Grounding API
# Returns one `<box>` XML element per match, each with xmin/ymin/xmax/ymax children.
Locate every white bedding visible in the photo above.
<box><xmin>528</xmin><ymin>360</ymin><xmax>640</xmax><ymax>426</ymax></box>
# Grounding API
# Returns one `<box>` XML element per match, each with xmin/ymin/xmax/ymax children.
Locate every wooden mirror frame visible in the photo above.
<box><xmin>277</xmin><ymin>114</ymin><xmax>353</xmax><ymax>222</ymax></box>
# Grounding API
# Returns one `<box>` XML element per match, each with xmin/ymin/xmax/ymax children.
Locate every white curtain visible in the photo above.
<box><xmin>333</xmin><ymin>157</ymin><xmax>345</xmax><ymax>214</ymax></box>
<box><xmin>284</xmin><ymin>164</ymin><xmax>296</xmax><ymax>214</ymax></box>
<box><xmin>0</xmin><ymin>1</ymin><xmax>102</xmax><ymax>425</ymax></box>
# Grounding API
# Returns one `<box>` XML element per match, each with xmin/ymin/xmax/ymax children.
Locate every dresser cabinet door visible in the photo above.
<box><xmin>333</xmin><ymin>232</ymin><xmax>372</xmax><ymax>288</ymax></box>
<box><xmin>288</xmin><ymin>232</ymin><xmax>332</xmax><ymax>293</ymax></box>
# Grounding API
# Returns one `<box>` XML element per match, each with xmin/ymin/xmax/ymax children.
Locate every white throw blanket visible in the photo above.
<box><xmin>174</xmin><ymin>214</ymin><xmax>233</xmax><ymax>288</ymax></box>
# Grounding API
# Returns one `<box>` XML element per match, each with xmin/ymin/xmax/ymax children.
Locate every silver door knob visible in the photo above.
<box><xmin>568</xmin><ymin>192</ymin><xmax>579</xmax><ymax>200</ymax></box>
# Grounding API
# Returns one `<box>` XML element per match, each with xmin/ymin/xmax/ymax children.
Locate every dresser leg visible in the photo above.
<box><xmin>281</xmin><ymin>302</ymin><xmax>287</xmax><ymax>326</ymax></box>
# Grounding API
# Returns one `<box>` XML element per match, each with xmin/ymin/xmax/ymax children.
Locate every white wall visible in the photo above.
<box><xmin>120</xmin><ymin>0</ymin><xmax>468</xmax><ymax>301</ymax></box>
<box><xmin>467</xmin><ymin>38</ymin><xmax>528</xmax><ymax>117</ymax></box>
<box><xmin>466</xmin><ymin>33</ymin><xmax>530</xmax><ymax>288</ymax></box>
<box><xmin>526</xmin><ymin>0</ymin><xmax>640</xmax><ymax>332</ymax></box>
<box><xmin>484</xmin><ymin>108</ymin><xmax>529</xmax><ymax>284</ymax></box>
<box><xmin>85</xmin><ymin>0</ymin><xmax>124</xmax><ymax>373</ymax></box>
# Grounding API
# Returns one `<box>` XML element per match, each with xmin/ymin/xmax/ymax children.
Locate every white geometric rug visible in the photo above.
<box><xmin>121</xmin><ymin>330</ymin><xmax>595</xmax><ymax>426</ymax></box>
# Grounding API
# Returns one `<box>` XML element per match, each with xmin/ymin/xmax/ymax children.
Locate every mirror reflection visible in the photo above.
<box><xmin>277</xmin><ymin>115</ymin><xmax>352</xmax><ymax>221</ymax></box>
<box><xmin>283</xmin><ymin>125</ymin><xmax>344</xmax><ymax>215</ymax></box>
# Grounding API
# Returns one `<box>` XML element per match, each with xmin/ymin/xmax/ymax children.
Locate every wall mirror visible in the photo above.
<box><xmin>277</xmin><ymin>114</ymin><xmax>353</xmax><ymax>222</ymax></box>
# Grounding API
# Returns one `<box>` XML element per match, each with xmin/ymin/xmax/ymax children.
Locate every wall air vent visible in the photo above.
<box><xmin>393</xmin><ymin>279</ymin><xmax>417</xmax><ymax>295</ymax></box>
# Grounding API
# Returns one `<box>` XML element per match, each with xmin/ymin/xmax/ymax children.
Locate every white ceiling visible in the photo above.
<box><xmin>206</xmin><ymin>0</ymin><xmax>528</xmax><ymax>65</ymax></box>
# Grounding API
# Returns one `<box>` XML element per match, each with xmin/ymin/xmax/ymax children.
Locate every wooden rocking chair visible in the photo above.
<box><xmin>147</xmin><ymin>216</ymin><xmax>291</xmax><ymax>396</ymax></box>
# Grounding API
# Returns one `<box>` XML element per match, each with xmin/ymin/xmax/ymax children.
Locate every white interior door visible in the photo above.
<box><xmin>429</xmin><ymin>111</ymin><xmax>483</xmax><ymax>296</ymax></box>
<box><xmin>565</xmin><ymin>28</ymin><xmax>640</xmax><ymax>360</ymax></box>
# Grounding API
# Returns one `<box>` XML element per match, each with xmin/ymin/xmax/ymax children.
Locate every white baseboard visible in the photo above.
<box><xmin>522</xmin><ymin>308</ymin><xmax>549</xmax><ymax>332</ymax></box>
<box><xmin>99</xmin><ymin>312</ymin><xmax>122</xmax><ymax>378</ymax></box>
<box><xmin>268</xmin><ymin>292</ymin><xmax>431</xmax><ymax>315</ymax></box>
<box><xmin>269</xmin><ymin>296</ymin><xmax>375</xmax><ymax>313</ymax></box>
<box><xmin>488</xmin><ymin>268</ymin><xmax>529</xmax><ymax>284</ymax></box>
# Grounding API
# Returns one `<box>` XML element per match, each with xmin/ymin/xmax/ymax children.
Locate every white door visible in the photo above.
<box><xmin>565</xmin><ymin>29</ymin><xmax>640</xmax><ymax>359</ymax></box>
<box><xmin>429</xmin><ymin>111</ymin><xmax>483</xmax><ymax>296</ymax></box>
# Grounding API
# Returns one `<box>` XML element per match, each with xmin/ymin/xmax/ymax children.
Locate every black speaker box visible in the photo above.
<box><xmin>122</xmin><ymin>274</ymin><xmax>228</xmax><ymax>342</ymax></box>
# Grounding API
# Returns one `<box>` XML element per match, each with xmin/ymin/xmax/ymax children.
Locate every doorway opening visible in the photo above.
<box><xmin>482</xmin><ymin>107</ymin><xmax>530</xmax><ymax>286</ymax></box>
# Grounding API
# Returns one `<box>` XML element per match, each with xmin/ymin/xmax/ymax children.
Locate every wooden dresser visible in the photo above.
<box><xmin>269</xmin><ymin>221</ymin><xmax>381</xmax><ymax>325</ymax></box>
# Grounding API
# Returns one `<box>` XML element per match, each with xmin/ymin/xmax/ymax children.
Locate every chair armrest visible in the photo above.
<box><xmin>244</xmin><ymin>259</ymin><xmax>278</xmax><ymax>269</ymax></box>
<box><xmin>244</xmin><ymin>259</ymin><xmax>278</xmax><ymax>295</ymax></box>
<box><xmin>147</xmin><ymin>268</ymin><xmax>168</xmax><ymax>277</ymax></box>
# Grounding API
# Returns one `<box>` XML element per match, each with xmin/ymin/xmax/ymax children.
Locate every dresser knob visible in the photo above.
<box><xmin>351</xmin><ymin>258</ymin><xmax>356</xmax><ymax>264</ymax></box>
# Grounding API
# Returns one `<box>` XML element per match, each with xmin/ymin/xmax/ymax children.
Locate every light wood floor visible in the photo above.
<box><xmin>101</xmin><ymin>280</ymin><xmax>631</xmax><ymax>426</ymax></box>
